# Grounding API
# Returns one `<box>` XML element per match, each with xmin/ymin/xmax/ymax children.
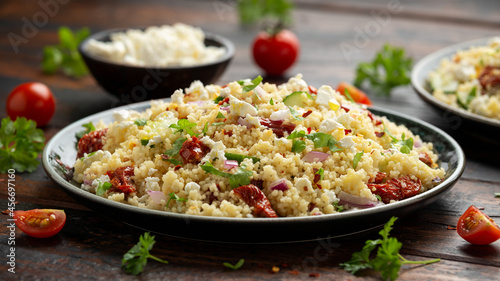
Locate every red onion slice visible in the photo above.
<box><xmin>270</xmin><ymin>179</ymin><xmax>288</xmax><ymax>191</ymax></box>
<box><xmin>147</xmin><ymin>190</ymin><xmax>166</xmax><ymax>204</ymax></box>
<box><xmin>237</xmin><ymin>117</ymin><xmax>253</xmax><ymax>129</ymax></box>
<box><xmin>302</xmin><ymin>151</ymin><xmax>329</xmax><ymax>162</ymax></box>
<box><xmin>254</xmin><ymin>85</ymin><xmax>266</xmax><ymax>97</ymax></box>
<box><xmin>338</xmin><ymin>191</ymin><xmax>381</xmax><ymax>209</ymax></box>
<box><xmin>187</xmin><ymin>101</ymin><xmax>206</xmax><ymax>106</ymax></box>
<box><xmin>220</xmin><ymin>106</ymin><xmax>230</xmax><ymax>112</ymax></box>
<box><xmin>224</xmin><ymin>160</ymin><xmax>238</xmax><ymax>170</ymax></box>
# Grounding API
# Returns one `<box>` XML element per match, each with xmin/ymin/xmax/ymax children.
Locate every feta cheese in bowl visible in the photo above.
<box><xmin>79</xmin><ymin>23</ymin><xmax>234</xmax><ymax>101</ymax></box>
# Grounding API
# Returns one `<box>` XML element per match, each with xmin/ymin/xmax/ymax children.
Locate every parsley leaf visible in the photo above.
<box><xmin>225</xmin><ymin>152</ymin><xmax>260</xmax><ymax>164</ymax></box>
<box><xmin>291</xmin><ymin>139</ymin><xmax>306</xmax><ymax>153</ymax></box>
<box><xmin>214</xmin><ymin>95</ymin><xmax>225</xmax><ymax>104</ymax></box>
<box><xmin>315</xmin><ymin>168</ymin><xmax>324</xmax><ymax>180</ymax></box>
<box><xmin>134</xmin><ymin>118</ymin><xmax>148</xmax><ymax>126</ymax></box>
<box><xmin>242</xmin><ymin>75</ymin><xmax>263</xmax><ymax>93</ymax></box>
<box><xmin>202</xmin><ymin>122</ymin><xmax>209</xmax><ymax>136</ymax></box>
<box><xmin>166</xmin><ymin>192</ymin><xmax>188</xmax><ymax>206</ymax></box>
<box><xmin>75</xmin><ymin>121</ymin><xmax>96</xmax><ymax>144</ymax></box>
<box><xmin>216</xmin><ymin>111</ymin><xmax>226</xmax><ymax>119</ymax></box>
<box><xmin>42</xmin><ymin>26</ymin><xmax>90</xmax><ymax>78</ymax></box>
<box><xmin>332</xmin><ymin>201</ymin><xmax>345</xmax><ymax>212</ymax></box>
<box><xmin>288</xmin><ymin>106</ymin><xmax>305</xmax><ymax>121</ymax></box>
<box><xmin>140</xmin><ymin>139</ymin><xmax>150</xmax><ymax>146</ymax></box>
<box><xmin>122</xmin><ymin>232</ymin><xmax>169</xmax><ymax>275</ymax></box>
<box><xmin>0</xmin><ymin>117</ymin><xmax>45</xmax><ymax>173</ymax></box>
<box><xmin>169</xmin><ymin>119</ymin><xmax>197</xmax><ymax>136</ymax></box>
<box><xmin>353</xmin><ymin>150</ymin><xmax>364</xmax><ymax>169</ymax></box>
<box><xmin>383</xmin><ymin>124</ymin><xmax>413</xmax><ymax>154</ymax></box>
<box><xmin>270</xmin><ymin>98</ymin><xmax>275</xmax><ymax>105</ymax></box>
<box><xmin>164</xmin><ymin>138</ymin><xmax>187</xmax><ymax>157</ymax></box>
<box><xmin>96</xmin><ymin>181</ymin><xmax>112</xmax><ymax>196</ymax></box>
<box><xmin>305</xmin><ymin>132</ymin><xmax>342</xmax><ymax>152</ymax></box>
<box><xmin>223</xmin><ymin>258</ymin><xmax>245</xmax><ymax>270</ymax></box>
<box><xmin>165</xmin><ymin>158</ymin><xmax>183</xmax><ymax>165</ymax></box>
<box><xmin>200</xmin><ymin>162</ymin><xmax>252</xmax><ymax>189</ymax></box>
<box><xmin>354</xmin><ymin>44</ymin><xmax>412</xmax><ymax>96</ymax></box>
<box><xmin>343</xmin><ymin>88</ymin><xmax>356</xmax><ymax>103</ymax></box>
<box><xmin>341</xmin><ymin>217</ymin><xmax>440</xmax><ymax>281</ymax></box>
<box><xmin>287</xmin><ymin>130</ymin><xmax>307</xmax><ymax>139</ymax></box>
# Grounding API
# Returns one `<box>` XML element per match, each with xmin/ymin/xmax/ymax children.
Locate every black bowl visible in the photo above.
<box><xmin>79</xmin><ymin>27</ymin><xmax>235</xmax><ymax>102</ymax></box>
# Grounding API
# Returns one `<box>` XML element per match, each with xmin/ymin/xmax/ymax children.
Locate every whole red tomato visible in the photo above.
<box><xmin>6</xmin><ymin>82</ymin><xmax>56</xmax><ymax>126</ymax></box>
<box><xmin>252</xmin><ymin>29</ymin><xmax>300</xmax><ymax>76</ymax></box>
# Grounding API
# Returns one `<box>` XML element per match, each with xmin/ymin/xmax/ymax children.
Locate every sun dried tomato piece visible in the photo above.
<box><xmin>479</xmin><ymin>66</ymin><xmax>500</xmax><ymax>93</ymax></box>
<box><xmin>250</xmin><ymin>179</ymin><xmax>264</xmax><ymax>189</ymax></box>
<box><xmin>259</xmin><ymin>118</ymin><xmax>296</xmax><ymax>138</ymax></box>
<box><xmin>419</xmin><ymin>152</ymin><xmax>433</xmax><ymax>167</ymax></box>
<box><xmin>179</xmin><ymin>136</ymin><xmax>211</xmax><ymax>164</ymax></box>
<box><xmin>308</xmin><ymin>85</ymin><xmax>318</xmax><ymax>95</ymax></box>
<box><xmin>371</xmin><ymin>172</ymin><xmax>387</xmax><ymax>184</ymax></box>
<box><xmin>368</xmin><ymin>176</ymin><xmax>421</xmax><ymax>204</ymax></box>
<box><xmin>77</xmin><ymin>129</ymin><xmax>108</xmax><ymax>159</ymax></box>
<box><xmin>302</xmin><ymin>110</ymin><xmax>313</xmax><ymax>118</ymax></box>
<box><xmin>107</xmin><ymin>166</ymin><xmax>136</xmax><ymax>194</ymax></box>
<box><xmin>233</xmin><ymin>184</ymin><xmax>277</xmax><ymax>218</ymax></box>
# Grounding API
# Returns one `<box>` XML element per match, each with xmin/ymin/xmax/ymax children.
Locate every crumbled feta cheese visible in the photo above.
<box><xmin>113</xmin><ymin>110</ymin><xmax>131</xmax><ymax>122</ymax></box>
<box><xmin>148</xmin><ymin>168</ymin><xmax>158</xmax><ymax>176</ymax></box>
<box><xmin>185</xmin><ymin>80</ymin><xmax>209</xmax><ymax>100</ymax></box>
<box><xmin>229</xmin><ymin>95</ymin><xmax>258</xmax><ymax>117</ymax></box>
<box><xmin>185</xmin><ymin>182</ymin><xmax>201</xmax><ymax>193</ymax></box>
<box><xmin>115</xmin><ymin>121</ymin><xmax>134</xmax><ymax>130</ymax></box>
<box><xmin>454</xmin><ymin>62</ymin><xmax>476</xmax><ymax>82</ymax></box>
<box><xmin>338</xmin><ymin>136</ymin><xmax>355</xmax><ymax>150</ymax></box>
<box><xmin>85</xmin><ymin>23</ymin><xmax>225</xmax><ymax>67</ymax></box>
<box><xmin>171</xmin><ymin>89</ymin><xmax>184</xmax><ymax>105</ymax></box>
<box><xmin>337</xmin><ymin>113</ymin><xmax>355</xmax><ymax>127</ymax></box>
<box><xmin>148</xmin><ymin>135</ymin><xmax>163</xmax><ymax>146</ymax></box>
<box><xmin>200</xmin><ymin>136</ymin><xmax>227</xmax><ymax>162</ymax></box>
<box><xmin>270</xmin><ymin>109</ymin><xmax>290</xmax><ymax>121</ymax></box>
<box><xmin>144</xmin><ymin>177</ymin><xmax>160</xmax><ymax>191</ymax></box>
<box><xmin>319</xmin><ymin>119</ymin><xmax>344</xmax><ymax>133</ymax></box>
<box><xmin>244</xmin><ymin>113</ymin><xmax>261</xmax><ymax>127</ymax></box>
<box><xmin>280</xmin><ymin>74</ymin><xmax>308</xmax><ymax>92</ymax></box>
<box><xmin>316</xmin><ymin>86</ymin><xmax>340</xmax><ymax>111</ymax></box>
<box><xmin>89</xmin><ymin>175</ymin><xmax>111</xmax><ymax>192</ymax></box>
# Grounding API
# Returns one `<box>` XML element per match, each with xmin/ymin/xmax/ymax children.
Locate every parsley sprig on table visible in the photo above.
<box><xmin>354</xmin><ymin>44</ymin><xmax>412</xmax><ymax>96</ymax></box>
<box><xmin>341</xmin><ymin>217</ymin><xmax>440</xmax><ymax>281</ymax></box>
<box><xmin>223</xmin><ymin>258</ymin><xmax>245</xmax><ymax>270</ymax></box>
<box><xmin>0</xmin><ymin>117</ymin><xmax>45</xmax><ymax>173</ymax></box>
<box><xmin>42</xmin><ymin>26</ymin><xmax>90</xmax><ymax>78</ymax></box>
<box><xmin>122</xmin><ymin>232</ymin><xmax>169</xmax><ymax>275</ymax></box>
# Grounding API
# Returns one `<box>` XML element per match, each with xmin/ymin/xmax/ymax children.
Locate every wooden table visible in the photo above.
<box><xmin>1</xmin><ymin>0</ymin><xmax>499</xmax><ymax>280</ymax></box>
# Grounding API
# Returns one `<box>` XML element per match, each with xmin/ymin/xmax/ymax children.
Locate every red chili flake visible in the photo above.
<box><xmin>313</xmin><ymin>168</ymin><xmax>321</xmax><ymax>185</ymax></box>
<box><xmin>302</xmin><ymin>110</ymin><xmax>313</xmax><ymax>118</ymax></box>
<box><xmin>316</xmin><ymin>184</ymin><xmax>322</xmax><ymax>189</ymax></box>
<box><xmin>179</xmin><ymin>136</ymin><xmax>211</xmax><ymax>164</ymax></box>
<box><xmin>366</xmin><ymin>110</ymin><xmax>382</xmax><ymax>126</ymax></box>
<box><xmin>289</xmin><ymin>270</ymin><xmax>300</xmax><ymax>275</ymax></box>
<box><xmin>375</xmin><ymin>131</ymin><xmax>385</xmax><ymax>138</ymax></box>
<box><xmin>218</xmin><ymin>97</ymin><xmax>230</xmax><ymax>105</ymax></box>
<box><xmin>174</xmin><ymin>165</ymin><xmax>182</xmax><ymax>171</ymax></box>
<box><xmin>233</xmin><ymin>184</ymin><xmax>278</xmax><ymax>218</ymax></box>
<box><xmin>344</xmin><ymin>129</ymin><xmax>352</xmax><ymax>135</ymax></box>
<box><xmin>368</xmin><ymin>176</ymin><xmax>421</xmax><ymax>204</ymax></box>
<box><xmin>307</xmin><ymin>127</ymin><xmax>312</xmax><ymax>134</ymax></box>
<box><xmin>447</xmin><ymin>225</ymin><xmax>457</xmax><ymax>230</ymax></box>
<box><xmin>259</xmin><ymin>117</ymin><xmax>296</xmax><ymax>138</ymax></box>
<box><xmin>223</xmin><ymin>130</ymin><xmax>233</xmax><ymax>136</ymax></box>
<box><xmin>309</xmin><ymin>272</ymin><xmax>320</xmax><ymax>278</ymax></box>
<box><xmin>107</xmin><ymin>166</ymin><xmax>136</xmax><ymax>194</ymax></box>
<box><xmin>308</xmin><ymin>85</ymin><xmax>318</xmax><ymax>94</ymax></box>
<box><xmin>77</xmin><ymin>128</ymin><xmax>108</xmax><ymax>159</ymax></box>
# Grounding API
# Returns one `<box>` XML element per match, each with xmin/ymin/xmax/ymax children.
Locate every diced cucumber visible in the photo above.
<box><xmin>283</xmin><ymin>91</ymin><xmax>311</xmax><ymax>107</ymax></box>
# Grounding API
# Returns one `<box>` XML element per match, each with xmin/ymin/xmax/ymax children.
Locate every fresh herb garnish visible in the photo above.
<box><xmin>96</xmin><ymin>181</ymin><xmax>112</xmax><ymax>196</ymax></box>
<box><xmin>169</xmin><ymin>119</ymin><xmax>197</xmax><ymax>136</ymax></box>
<box><xmin>42</xmin><ymin>26</ymin><xmax>90</xmax><ymax>78</ymax></box>
<box><xmin>225</xmin><ymin>152</ymin><xmax>260</xmax><ymax>164</ymax></box>
<box><xmin>353</xmin><ymin>151</ymin><xmax>364</xmax><ymax>169</ymax></box>
<box><xmin>306</xmin><ymin>132</ymin><xmax>342</xmax><ymax>153</ymax></box>
<box><xmin>0</xmin><ymin>117</ymin><xmax>45</xmax><ymax>173</ymax></box>
<box><xmin>166</xmin><ymin>192</ymin><xmax>188</xmax><ymax>206</ymax></box>
<box><xmin>214</xmin><ymin>95</ymin><xmax>225</xmax><ymax>104</ymax></box>
<box><xmin>80</xmin><ymin>151</ymin><xmax>96</xmax><ymax>160</ymax></box>
<box><xmin>315</xmin><ymin>168</ymin><xmax>324</xmax><ymax>180</ymax></box>
<box><xmin>202</xmin><ymin>122</ymin><xmax>209</xmax><ymax>135</ymax></box>
<box><xmin>344</xmin><ymin>88</ymin><xmax>356</xmax><ymax>103</ymax></box>
<box><xmin>122</xmin><ymin>232</ymin><xmax>169</xmax><ymax>275</ymax></box>
<box><xmin>134</xmin><ymin>118</ymin><xmax>148</xmax><ymax>126</ymax></box>
<box><xmin>140</xmin><ymin>139</ymin><xmax>150</xmax><ymax>146</ymax></box>
<box><xmin>340</xmin><ymin>217</ymin><xmax>440</xmax><ymax>281</ymax></box>
<box><xmin>457</xmin><ymin>86</ymin><xmax>477</xmax><ymax>109</ymax></box>
<box><xmin>291</xmin><ymin>139</ymin><xmax>306</xmax><ymax>153</ymax></box>
<box><xmin>383</xmin><ymin>124</ymin><xmax>413</xmax><ymax>154</ymax></box>
<box><xmin>223</xmin><ymin>258</ymin><xmax>245</xmax><ymax>270</ymax></box>
<box><xmin>164</xmin><ymin>138</ymin><xmax>187</xmax><ymax>157</ymax></box>
<box><xmin>200</xmin><ymin>162</ymin><xmax>252</xmax><ymax>189</ymax></box>
<box><xmin>375</xmin><ymin>194</ymin><xmax>383</xmax><ymax>201</ymax></box>
<box><xmin>288</xmin><ymin>106</ymin><xmax>305</xmax><ymax>121</ymax></box>
<box><xmin>287</xmin><ymin>130</ymin><xmax>307</xmax><ymax>139</ymax></box>
<box><xmin>165</xmin><ymin>158</ymin><xmax>183</xmax><ymax>165</ymax></box>
<box><xmin>216</xmin><ymin>111</ymin><xmax>226</xmax><ymax>119</ymax></box>
<box><xmin>242</xmin><ymin>75</ymin><xmax>263</xmax><ymax>93</ymax></box>
<box><xmin>75</xmin><ymin>121</ymin><xmax>96</xmax><ymax>144</ymax></box>
<box><xmin>354</xmin><ymin>44</ymin><xmax>412</xmax><ymax>96</ymax></box>
<box><xmin>332</xmin><ymin>201</ymin><xmax>345</xmax><ymax>212</ymax></box>
<box><xmin>270</xmin><ymin>98</ymin><xmax>275</xmax><ymax>105</ymax></box>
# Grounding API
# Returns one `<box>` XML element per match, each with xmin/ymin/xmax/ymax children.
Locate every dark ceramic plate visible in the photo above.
<box><xmin>42</xmin><ymin>102</ymin><xmax>465</xmax><ymax>243</ymax></box>
<box><xmin>411</xmin><ymin>37</ymin><xmax>500</xmax><ymax>134</ymax></box>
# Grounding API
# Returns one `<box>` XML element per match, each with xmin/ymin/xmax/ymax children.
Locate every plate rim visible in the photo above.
<box><xmin>411</xmin><ymin>36</ymin><xmax>500</xmax><ymax>128</ymax></box>
<box><xmin>42</xmin><ymin>100</ymin><xmax>465</xmax><ymax>227</ymax></box>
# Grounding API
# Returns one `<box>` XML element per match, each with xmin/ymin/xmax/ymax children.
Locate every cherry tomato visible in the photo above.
<box><xmin>336</xmin><ymin>82</ymin><xmax>373</xmax><ymax>106</ymax></box>
<box><xmin>13</xmin><ymin>209</ymin><xmax>66</xmax><ymax>238</ymax></box>
<box><xmin>252</xmin><ymin>29</ymin><xmax>300</xmax><ymax>76</ymax></box>
<box><xmin>6</xmin><ymin>82</ymin><xmax>56</xmax><ymax>126</ymax></box>
<box><xmin>457</xmin><ymin>205</ymin><xmax>500</xmax><ymax>245</ymax></box>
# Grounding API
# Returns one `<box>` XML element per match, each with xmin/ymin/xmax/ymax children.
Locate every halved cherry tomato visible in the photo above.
<box><xmin>6</xmin><ymin>82</ymin><xmax>56</xmax><ymax>127</ymax></box>
<box><xmin>13</xmin><ymin>209</ymin><xmax>66</xmax><ymax>238</ymax></box>
<box><xmin>336</xmin><ymin>82</ymin><xmax>372</xmax><ymax>106</ymax></box>
<box><xmin>457</xmin><ymin>205</ymin><xmax>500</xmax><ymax>245</ymax></box>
